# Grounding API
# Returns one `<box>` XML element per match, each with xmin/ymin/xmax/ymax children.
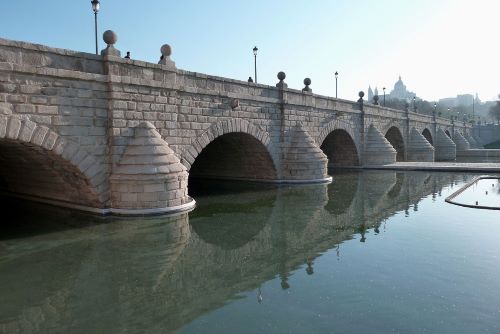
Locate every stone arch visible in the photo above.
<box><xmin>182</xmin><ymin>119</ymin><xmax>277</xmax><ymax>181</ymax></box>
<box><xmin>385</xmin><ymin>126</ymin><xmax>405</xmax><ymax>161</ymax></box>
<box><xmin>0</xmin><ymin>116</ymin><xmax>107</xmax><ymax>208</ymax></box>
<box><xmin>320</xmin><ymin>129</ymin><xmax>360</xmax><ymax>167</ymax></box>
<box><xmin>316</xmin><ymin>119</ymin><xmax>358</xmax><ymax>149</ymax></box>
<box><xmin>422</xmin><ymin>128</ymin><xmax>433</xmax><ymax>145</ymax></box>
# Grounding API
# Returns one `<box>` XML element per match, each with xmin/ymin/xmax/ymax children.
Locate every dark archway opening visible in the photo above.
<box><xmin>422</xmin><ymin>128</ymin><xmax>433</xmax><ymax>145</ymax></box>
<box><xmin>445</xmin><ymin>130</ymin><xmax>451</xmax><ymax>138</ymax></box>
<box><xmin>0</xmin><ymin>139</ymin><xmax>101</xmax><ymax>208</ymax></box>
<box><xmin>385</xmin><ymin>127</ymin><xmax>405</xmax><ymax>162</ymax></box>
<box><xmin>320</xmin><ymin>129</ymin><xmax>359</xmax><ymax>170</ymax></box>
<box><xmin>189</xmin><ymin>133</ymin><xmax>277</xmax><ymax>189</ymax></box>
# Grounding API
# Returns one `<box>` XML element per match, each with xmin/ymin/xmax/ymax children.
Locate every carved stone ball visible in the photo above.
<box><xmin>103</xmin><ymin>30</ymin><xmax>118</xmax><ymax>45</ymax></box>
<box><xmin>358</xmin><ymin>91</ymin><xmax>365</xmax><ymax>98</ymax></box>
<box><xmin>304</xmin><ymin>78</ymin><xmax>311</xmax><ymax>86</ymax></box>
<box><xmin>161</xmin><ymin>44</ymin><xmax>172</xmax><ymax>57</ymax></box>
<box><xmin>277</xmin><ymin>71</ymin><xmax>286</xmax><ymax>81</ymax></box>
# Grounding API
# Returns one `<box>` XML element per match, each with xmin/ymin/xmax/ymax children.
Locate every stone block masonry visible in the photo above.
<box><xmin>0</xmin><ymin>35</ymin><xmax>470</xmax><ymax>215</ymax></box>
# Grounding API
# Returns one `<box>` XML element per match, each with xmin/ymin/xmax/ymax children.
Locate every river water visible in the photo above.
<box><xmin>1</xmin><ymin>170</ymin><xmax>499</xmax><ymax>333</ymax></box>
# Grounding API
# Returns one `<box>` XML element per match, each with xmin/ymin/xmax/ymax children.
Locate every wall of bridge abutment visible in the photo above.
<box><xmin>0</xmin><ymin>37</ymin><xmax>470</xmax><ymax>215</ymax></box>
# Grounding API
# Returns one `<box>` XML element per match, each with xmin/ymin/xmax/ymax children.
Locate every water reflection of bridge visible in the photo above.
<box><xmin>0</xmin><ymin>171</ymin><xmax>470</xmax><ymax>333</ymax></box>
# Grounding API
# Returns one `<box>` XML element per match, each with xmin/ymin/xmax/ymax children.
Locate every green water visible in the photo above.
<box><xmin>1</xmin><ymin>171</ymin><xmax>500</xmax><ymax>333</ymax></box>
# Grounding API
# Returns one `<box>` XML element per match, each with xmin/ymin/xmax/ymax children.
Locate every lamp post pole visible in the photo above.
<box><xmin>413</xmin><ymin>96</ymin><xmax>416</xmax><ymax>113</ymax></box>
<box><xmin>91</xmin><ymin>0</ymin><xmax>100</xmax><ymax>55</ymax></box>
<box><xmin>383</xmin><ymin>87</ymin><xmax>386</xmax><ymax>106</ymax></box>
<box><xmin>334</xmin><ymin>71</ymin><xmax>338</xmax><ymax>98</ymax></box>
<box><xmin>253</xmin><ymin>46</ymin><xmax>258</xmax><ymax>84</ymax></box>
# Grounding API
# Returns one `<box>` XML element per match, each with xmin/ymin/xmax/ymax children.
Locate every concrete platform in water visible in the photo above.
<box><xmin>360</xmin><ymin>162</ymin><xmax>500</xmax><ymax>173</ymax></box>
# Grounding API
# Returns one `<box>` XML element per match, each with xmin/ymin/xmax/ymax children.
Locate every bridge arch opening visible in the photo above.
<box><xmin>385</xmin><ymin>127</ymin><xmax>405</xmax><ymax>161</ymax></box>
<box><xmin>189</xmin><ymin>132</ymin><xmax>277</xmax><ymax>183</ymax></box>
<box><xmin>422</xmin><ymin>128</ymin><xmax>433</xmax><ymax>145</ymax></box>
<box><xmin>0</xmin><ymin>139</ymin><xmax>103</xmax><ymax>208</ymax></box>
<box><xmin>320</xmin><ymin>129</ymin><xmax>359</xmax><ymax>168</ymax></box>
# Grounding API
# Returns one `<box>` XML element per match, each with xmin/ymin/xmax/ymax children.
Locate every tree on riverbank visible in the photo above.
<box><xmin>488</xmin><ymin>95</ymin><xmax>500</xmax><ymax>124</ymax></box>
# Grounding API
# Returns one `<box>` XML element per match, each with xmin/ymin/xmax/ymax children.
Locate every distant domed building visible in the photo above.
<box><xmin>368</xmin><ymin>76</ymin><xmax>417</xmax><ymax>102</ymax></box>
<box><xmin>390</xmin><ymin>76</ymin><xmax>416</xmax><ymax>100</ymax></box>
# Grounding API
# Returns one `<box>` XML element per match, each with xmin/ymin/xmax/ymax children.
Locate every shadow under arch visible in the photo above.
<box><xmin>0</xmin><ymin>117</ymin><xmax>107</xmax><ymax>208</ymax></box>
<box><xmin>385</xmin><ymin>126</ymin><xmax>405</xmax><ymax>161</ymax></box>
<box><xmin>320</xmin><ymin>129</ymin><xmax>360</xmax><ymax>168</ymax></box>
<box><xmin>445</xmin><ymin>130</ymin><xmax>451</xmax><ymax>138</ymax></box>
<box><xmin>189</xmin><ymin>132</ymin><xmax>277</xmax><ymax>182</ymax></box>
<box><xmin>422</xmin><ymin>128</ymin><xmax>433</xmax><ymax>145</ymax></box>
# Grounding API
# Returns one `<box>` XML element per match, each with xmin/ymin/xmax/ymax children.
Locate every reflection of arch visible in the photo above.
<box><xmin>189</xmin><ymin>131</ymin><xmax>277</xmax><ymax>181</ymax></box>
<box><xmin>422</xmin><ymin>128</ymin><xmax>433</xmax><ymax>145</ymax></box>
<box><xmin>385</xmin><ymin>126</ymin><xmax>405</xmax><ymax>161</ymax></box>
<box><xmin>445</xmin><ymin>130</ymin><xmax>451</xmax><ymax>138</ymax></box>
<box><xmin>325</xmin><ymin>172</ymin><xmax>358</xmax><ymax>215</ymax></box>
<box><xmin>190</xmin><ymin>190</ymin><xmax>275</xmax><ymax>249</ymax></box>
<box><xmin>0</xmin><ymin>116</ymin><xmax>107</xmax><ymax>207</ymax></box>
<box><xmin>320</xmin><ymin>129</ymin><xmax>360</xmax><ymax>167</ymax></box>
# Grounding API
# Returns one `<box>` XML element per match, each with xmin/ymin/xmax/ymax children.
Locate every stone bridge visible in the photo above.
<box><xmin>0</xmin><ymin>33</ymin><xmax>472</xmax><ymax>214</ymax></box>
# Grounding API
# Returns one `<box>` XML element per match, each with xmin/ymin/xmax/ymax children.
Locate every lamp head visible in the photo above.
<box><xmin>91</xmin><ymin>0</ymin><xmax>100</xmax><ymax>13</ymax></box>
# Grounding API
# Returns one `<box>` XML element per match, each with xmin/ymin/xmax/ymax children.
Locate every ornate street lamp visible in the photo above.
<box><xmin>253</xmin><ymin>46</ymin><xmax>258</xmax><ymax>84</ymax></box>
<box><xmin>335</xmin><ymin>71</ymin><xmax>338</xmax><ymax>98</ymax></box>
<box><xmin>383</xmin><ymin>87</ymin><xmax>386</xmax><ymax>106</ymax></box>
<box><xmin>91</xmin><ymin>0</ymin><xmax>100</xmax><ymax>55</ymax></box>
<box><xmin>413</xmin><ymin>96</ymin><xmax>416</xmax><ymax>112</ymax></box>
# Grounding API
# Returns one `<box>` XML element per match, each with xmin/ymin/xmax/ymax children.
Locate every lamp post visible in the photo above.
<box><xmin>334</xmin><ymin>71</ymin><xmax>338</xmax><ymax>98</ymax></box>
<box><xmin>383</xmin><ymin>87</ymin><xmax>386</xmax><ymax>106</ymax></box>
<box><xmin>433</xmin><ymin>103</ymin><xmax>437</xmax><ymax>117</ymax></box>
<box><xmin>253</xmin><ymin>46</ymin><xmax>258</xmax><ymax>84</ymax></box>
<box><xmin>413</xmin><ymin>96</ymin><xmax>416</xmax><ymax>112</ymax></box>
<box><xmin>91</xmin><ymin>0</ymin><xmax>100</xmax><ymax>55</ymax></box>
<box><xmin>448</xmin><ymin>107</ymin><xmax>451</xmax><ymax>120</ymax></box>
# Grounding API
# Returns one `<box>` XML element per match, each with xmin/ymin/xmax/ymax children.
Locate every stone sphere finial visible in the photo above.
<box><xmin>101</xmin><ymin>30</ymin><xmax>120</xmax><ymax>57</ymax></box>
<box><xmin>358</xmin><ymin>91</ymin><xmax>365</xmax><ymax>98</ymax></box>
<box><xmin>276</xmin><ymin>71</ymin><xmax>288</xmax><ymax>89</ymax></box>
<box><xmin>161</xmin><ymin>44</ymin><xmax>172</xmax><ymax>57</ymax></box>
<box><xmin>302</xmin><ymin>78</ymin><xmax>312</xmax><ymax>93</ymax></box>
<box><xmin>103</xmin><ymin>30</ymin><xmax>118</xmax><ymax>45</ymax></box>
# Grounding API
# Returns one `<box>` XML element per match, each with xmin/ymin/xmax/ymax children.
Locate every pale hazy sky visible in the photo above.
<box><xmin>2</xmin><ymin>0</ymin><xmax>499</xmax><ymax>101</ymax></box>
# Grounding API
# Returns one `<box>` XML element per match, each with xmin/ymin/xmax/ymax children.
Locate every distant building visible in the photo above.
<box><xmin>368</xmin><ymin>76</ymin><xmax>417</xmax><ymax>103</ymax></box>
<box><xmin>388</xmin><ymin>76</ymin><xmax>416</xmax><ymax>100</ymax></box>
<box><xmin>439</xmin><ymin>93</ymin><xmax>477</xmax><ymax>108</ymax></box>
<box><xmin>368</xmin><ymin>86</ymin><xmax>374</xmax><ymax>101</ymax></box>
